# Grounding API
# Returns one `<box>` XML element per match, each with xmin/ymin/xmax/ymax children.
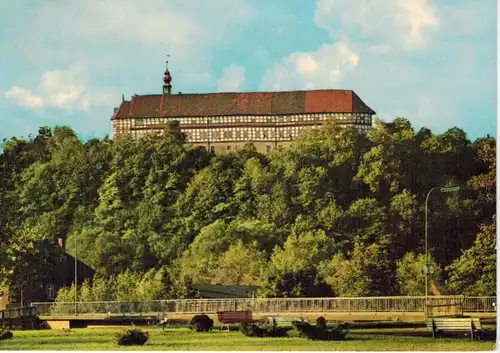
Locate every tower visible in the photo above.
<box><xmin>163</xmin><ymin>60</ymin><xmax>172</xmax><ymax>95</ymax></box>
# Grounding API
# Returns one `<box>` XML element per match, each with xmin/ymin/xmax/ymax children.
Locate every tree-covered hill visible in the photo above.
<box><xmin>0</xmin><ymin>118</ymin><xmax>495</xmax><ymax>299</ymax></box>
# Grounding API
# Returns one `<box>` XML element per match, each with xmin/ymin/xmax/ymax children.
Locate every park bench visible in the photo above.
<box><xmin>217</xmin><ymin>311</ymin><xmax>257</xmax><ymax>330</ymax></box>
<box><xmin>426</xmin><ymin>317</ymin><xmax>482</xmax><ymax>340</ymax></box>
<box><xmin>267</xmin><ymin>316</ymin><xmax>309</xmax><ymax>327</ymax></box>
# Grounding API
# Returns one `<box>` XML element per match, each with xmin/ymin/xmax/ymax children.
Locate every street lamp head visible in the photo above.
<box><xmin>440</xmin><ymin>186</ymin><xmax>460</xmax><ymax>193</ymax></box>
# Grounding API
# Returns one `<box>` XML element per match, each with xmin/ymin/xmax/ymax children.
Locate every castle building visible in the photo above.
<box><xmin>111</xmin><ymin>64</ymin><xmax>376</xmax><ymax>154</ymax></box>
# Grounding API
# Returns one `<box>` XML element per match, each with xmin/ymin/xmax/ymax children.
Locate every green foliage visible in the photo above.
<box><xmin>113</xmin><ymin>327</ymin><xmax>149</xmax><ymax>346</ymax></box>
<box><xmin>446</xmin><ymin>217</ymin><xmax>496</xmax><ymax>296</ymax></box>
<box><xmin>0</xmin><ymin>119</ymin><xmax>495</xmax><ymax>299</ymax></box>
<box><xmin>356</xmin><ymin>118</ymin><xmax>417</xmax><ymax>196</ymax></box>
<box><xmin>178</xmin><ymin>220</ymin><xmax>276</xmax><ymax>284</ymax></box>
<box><xmin>53</xmin><ymin>269</ymin><xmax>168</xmax><ymax>303</ymax></box>
<box><xmin>239</xmin><ymin>323</ymin><xmax>290</xmax><ymax>337</ymax></box>
<box><xmin>293</xmin><ymin>321</ymin><xmax>348</xmax><ymax>341</ymax></box>
<box><xmin>0</xmin><ymin>328</ymin><xmax>13</xmax><ymax>340</ymax></box>
<box><xmin>211</xmin><ymin>241</ymin><xmax>266</xmax><ymax>286</ymax></box>
<box><xmin>396</xmin><ymin>252</ymin><xmax>442</xmax><ymax>295</ymax></box>
<box><xmin>260</xmin><ymin>230</ymin><xmax>335</xmax><ymax>297</ymax></box>
<box><xmin>321</xmin><ymin>242</ymin><xmax>395</xmax><ymax>296</ymax></box>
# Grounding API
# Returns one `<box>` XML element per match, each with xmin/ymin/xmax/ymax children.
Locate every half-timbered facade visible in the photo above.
<box><xmin>111</xmin><ymin>68</ymin><xmax>376</xmax><ymax>154</ymax></box>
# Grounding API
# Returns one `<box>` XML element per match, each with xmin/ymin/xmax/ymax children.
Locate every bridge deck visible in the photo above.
<box><xmin>40</xmin><ymin>313</ymin><xmax>160</xmax><ymax>321</ymax></box>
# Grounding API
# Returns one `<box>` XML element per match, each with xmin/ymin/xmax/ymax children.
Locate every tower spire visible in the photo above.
<box><xmin>163</xmin><ymin>55</ymin><xmax>172</xmax><ymax>95</ymax></box>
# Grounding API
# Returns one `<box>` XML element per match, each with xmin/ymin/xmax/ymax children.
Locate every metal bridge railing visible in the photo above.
<box><xmin>463</xmin><ymin>296</ymin><xmax>496</xmax><ymax>312</ymax></box>
<box><xmin>0</xmin><ymin>306</ymin><xmax>37</xmax><ymax>319</ymax></box>
<box><xmin>30</xmin><ymin>296</ymin><xmax>496</xmax><ymax>317</ymax></box>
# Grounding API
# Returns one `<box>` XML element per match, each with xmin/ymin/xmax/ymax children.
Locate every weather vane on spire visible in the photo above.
<box><xmin>166</xmin><ymin>54</ymin><xmax>170</xmax><ymax>71</ymax></box>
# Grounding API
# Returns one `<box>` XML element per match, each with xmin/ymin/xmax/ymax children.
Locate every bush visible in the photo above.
<box><xmin>0</xmin><ymin>328</ymin><xmax>13</xmax><ymax>340</ymax></box>
<box><xmin>187</xmin><ymin>314</ymin><xmax>214</xmax><ymax>332</ymax></box>
<box><xmin>113</xmin><ymin>327</ymin><xmax>149</xmax><ymax>346</ymax></box>
<box><xmin>316</xmin><ymin>316</ymin><xmax>327</xmax><ymax>329</ymax></box>
<box><xmin>293</xmin><ymin>321</ymin><xmax>348</xmax><ymax>341</ymax></box>
<box><xmin>240</xmin><ymin>323</ymin><xmax>290</xmax><ymax>337</ymax></box>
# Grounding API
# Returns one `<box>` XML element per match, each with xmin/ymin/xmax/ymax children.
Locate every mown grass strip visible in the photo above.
<box><xmin>0</xmin><ymin>327</ymin><xmax>495</xmax><ymax>351</ymax></box>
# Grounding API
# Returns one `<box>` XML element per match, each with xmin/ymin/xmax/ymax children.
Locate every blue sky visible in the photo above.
<box><xmin>0</xmin><ymin>0</ymin><xmax>496</xmax><ymax>141</ymax></box>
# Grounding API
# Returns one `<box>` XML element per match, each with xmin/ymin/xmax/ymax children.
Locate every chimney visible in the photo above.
<box><xmin>58</xmin><ymin>237</ymin><xmax>66</xmax><ymax>250</ymax></box>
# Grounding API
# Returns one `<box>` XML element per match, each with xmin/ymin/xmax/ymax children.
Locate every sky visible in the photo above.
<box><xmin>0</xmin><ymin>0</ymin><xmax>496</xmax><ymax>141</ymax></box>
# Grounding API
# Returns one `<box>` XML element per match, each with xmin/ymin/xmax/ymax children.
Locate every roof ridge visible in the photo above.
<box><xmin>112</xmin><ymin>89</ymin><xmax>375</xmax><ymax>119</ymax></box>
<box><xmin>128</xmin><ymin>89</ymin><xmax>354</xmax><ymax>98</ymax></box>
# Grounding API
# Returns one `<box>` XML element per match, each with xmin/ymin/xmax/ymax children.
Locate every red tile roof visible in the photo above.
<box><xmin>112</xmin><ymin>90</ymin><xmax>375</xmax><ymax>120</ymax></box>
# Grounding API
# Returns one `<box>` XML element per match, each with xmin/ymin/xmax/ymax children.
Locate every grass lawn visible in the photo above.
<box><xmin>0</xmin><ymin>327</ymin><xmax>495</xmax><ymax>351</ymax></box>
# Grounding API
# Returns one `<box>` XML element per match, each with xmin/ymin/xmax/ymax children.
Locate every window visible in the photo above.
<box><xmin>223</xmin><ymin>131</ymin><xmax>231</xmax><ymax>139</ymax></box>
<box><xmin>266</xmin><ymin>145</ymin><xmax>272</xmax><ymax>152</ymax></box>
<box><xmin>278</xmin><ymin>145</ymin><xmax>284</xmax><ymax>150</ymax></box>
<box><xmin>226</xmin><ymin>145</ymin><xmax>232</xmax><ymax>151</ymax></box>
<box><xmin>136</xmin><ymin>118</ymin><xmax>144</xmax><ymax>125</ymax></box>
<box><xmin>46</xmin><ymin>283</ymin><xmax>55</xmax><ymax>300</ymax></box>
<box><xmin>210</xmin><ymin>146</ymin><xmax>216</xmax><ymax>153</ymax></box>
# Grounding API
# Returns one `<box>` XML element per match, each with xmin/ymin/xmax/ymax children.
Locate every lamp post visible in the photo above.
<box><xmin>424</xmin><ymin>186</ymin><xmax>460</xmax><ymax>318</ymax></box>
<box><xmin>74</xmin><ymin>187</ymin><xmax>94</xmax><ymax>316</ymax></box>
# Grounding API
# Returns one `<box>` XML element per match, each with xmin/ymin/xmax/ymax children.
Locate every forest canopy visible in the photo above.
<box><xmin>0</xmin><ymin>118</ymin><xmax>496</xmax><ymax>300</ymax></box>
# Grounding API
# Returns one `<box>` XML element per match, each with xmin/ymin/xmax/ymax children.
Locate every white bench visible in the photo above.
<box><xmin>426</xmin><ymin>317</ymin><xmax>482</xmax><ymax>340</ymax></box>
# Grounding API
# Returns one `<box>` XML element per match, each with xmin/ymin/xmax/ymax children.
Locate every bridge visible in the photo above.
<box><xmin>24</xmin><ymin>296</ymin><xmax>495</xmax><ymax>329</ymax></box>
<box><xmin>1</xmin><ymin>296</ymin><xmax>494</xmax><ymax>329</ymax></box>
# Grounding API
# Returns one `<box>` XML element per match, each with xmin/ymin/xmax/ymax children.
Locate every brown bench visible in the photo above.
<box><xmin>216</xmin><ymin>311</ymin><xmax>257</xmax><ymax>330</ymax></box>
<box><xmin>426</xmin><ymin>317</ymin><xmax>483</xmax><ymax>340</ymax></box>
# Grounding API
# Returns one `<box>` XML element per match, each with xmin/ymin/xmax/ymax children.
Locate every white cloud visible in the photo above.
<box><xmin>296</xmin><ymin>55</ymin><xmax>318</xmax><ymax>75</ymax></box>
<box><xmin>259</xmin><ymin>0</ymin><xmax>494</xmax><ymax>138</ymax></box>
<box><xmin>314</xmin><ymin>0</ymin><xmax>438</xmax><ymax>50</ymax></box>
<box><xmin>6</xmin><ymin>0</ymin><xmax>258</xmax><ymax>99</ymax></box>
<box><xmin>5</xmin><ymin>64</ymin><xmax>118</xmax><ymax>111</ymax></box>
<box><xmin>260</xmin><ymin>41</ymin><xmax>359</xmax><ymax>91</ymax></box>
<box><xmin>369</xmin><ymin>43</ymin><xmax>392</xmax><ymax>54</ymax></box>
<box><xmin>217</xmin><ymin>64</ymin><xmax>246</xmax><ymax>92</ymax></box>
<box><xmin>29</xmin><ymin>0</ymin><xmax>254</xmax><ymax>73</ymax></box>
<box><xmin>5</xmin><ymin>87</ymin><xmax>43</xmax><ymax>109</ymax></box>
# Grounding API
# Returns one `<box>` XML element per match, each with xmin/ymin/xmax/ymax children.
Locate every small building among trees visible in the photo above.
<box><xmin>0</xmin><ymin>238</ymin><xmax>94</xmax><ymax>310</ymax></box>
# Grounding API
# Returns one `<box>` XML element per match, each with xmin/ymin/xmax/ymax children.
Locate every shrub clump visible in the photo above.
<box><xmin>113</xmin><ymin>327</ymin><xmax>149</xmax><ymax>346</ymax></box>
<box><xmin>316</xmin><ymin>316</ymin><xmax>327</xmax><ymax>329</ymax></box>
<box><xmin>0</xmin><ymin>328</ymin><xmax>13</xmax><ymax>340</ymax></box>
<box><xmin>293</xmin><ymin>321</ymin><xmax>349</xmax><ymax>341</ymax></box>
<box><xmin>188</xmin><ymin>314</ymin><xmax>214</xmax><ymax>332</ymax></box>
<box><xmin>240</xmin><ymin>323</ymin><xmax>290</xmax><ymax>338</ymax></box>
